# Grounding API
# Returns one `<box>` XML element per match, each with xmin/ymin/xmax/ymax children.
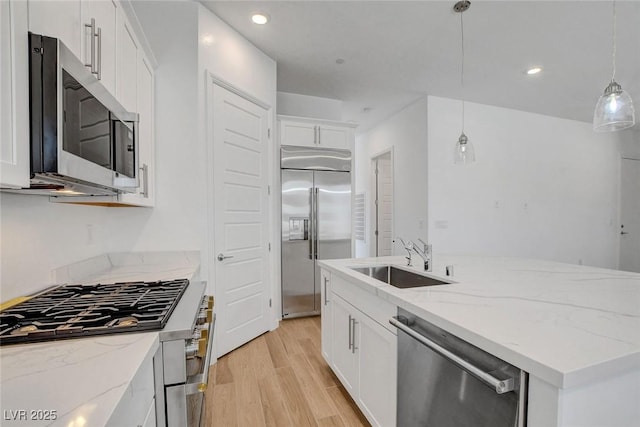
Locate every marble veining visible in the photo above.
<box><xmin>319</xmin><ymin>255</ymin><xmax>640</xmax><ymax>389</ymax></box>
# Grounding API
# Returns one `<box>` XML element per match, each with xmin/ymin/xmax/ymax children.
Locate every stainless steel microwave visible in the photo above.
<box><xmin>26</xmin><ymin>32</ymin><xmax>138</xmax><ymax>196</ymax></box>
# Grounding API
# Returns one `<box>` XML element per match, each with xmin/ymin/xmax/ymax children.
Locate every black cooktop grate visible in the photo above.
<box><xmin>0</xmin><ymin>279</ymin><xmax>189</xmax><ymax>345</ymax></box>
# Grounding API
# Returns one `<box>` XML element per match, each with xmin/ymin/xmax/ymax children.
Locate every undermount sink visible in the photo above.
<box><xmin>349</xmin><ymin>265</ymin><xmax>450</xmax><ymax>288</ymax></box>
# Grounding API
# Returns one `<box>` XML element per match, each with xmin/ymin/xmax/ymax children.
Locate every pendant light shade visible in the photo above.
<box><xmin>593</xmin><ymin>1</ymin><xmax>635</xmax><ymax>132</ymax></box>
<box><xmin>454</xmin><ymin>132</ymin><xmax>475</xmax><ymax>164</ymax></box>
<box><xmin>593</xmin><ymin>80</ymin><xmax>635</xmax><ymax>132</ymax></box>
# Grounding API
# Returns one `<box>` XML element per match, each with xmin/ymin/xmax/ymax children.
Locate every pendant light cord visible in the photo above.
<box><xmin>460</xmin><ymin>9</ymin><xmax>465</xmax><ymax>133</ymax></box>
<box><xmin>611</xmin><ymin>0</ymin><xmax>617</xmax><ymax>82</ymax></box>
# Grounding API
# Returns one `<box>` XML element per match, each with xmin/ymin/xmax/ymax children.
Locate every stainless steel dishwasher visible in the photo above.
<box><xmin>390</xmin><ymin>308</ymin><xmax>528</xmax><ymax>427</ymax></box>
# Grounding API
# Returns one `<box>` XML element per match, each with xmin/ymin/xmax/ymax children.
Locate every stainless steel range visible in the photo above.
<box><xmin>0</xmin><ymin>279</ymin><xmax>215</xmax><ymax>427</ymax></box>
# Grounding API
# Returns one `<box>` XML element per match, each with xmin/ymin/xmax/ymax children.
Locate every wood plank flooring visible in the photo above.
<box><xmin>205</xmin><ymin>316</ymin><xmax>370</xmax><ymax>427</ymax></box>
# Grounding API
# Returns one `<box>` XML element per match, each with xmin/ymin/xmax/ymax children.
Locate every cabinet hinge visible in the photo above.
<box><xmin>268</xmin><ymin>128</ymin><xmax>271</xmax><ymax>139</ymax></box>
<box><xmin>268</xmin><ymin>242</ymin><xmax>271</xmax><ymax>251</ymax></box>
<box><xmin>269</xmin><ymin>298</ymin><xmax>272</xmax><ymax>308</ymax></box>
<box><xmin>268</xmin><ymin>185</ymin><xmax>271</xmax><ymax>195</ymax></box>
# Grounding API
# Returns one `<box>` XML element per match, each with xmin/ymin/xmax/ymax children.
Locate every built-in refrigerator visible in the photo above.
<box><xmin>281</xmin><ymin>145</ymin><xmax>352</xmax><ymax>318</ymax></box>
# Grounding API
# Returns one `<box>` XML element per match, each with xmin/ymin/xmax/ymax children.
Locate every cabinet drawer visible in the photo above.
<box><xmin>331</xmin><ymin>274</ymin><xmax>396</xmax><ymax>334</ymax></box>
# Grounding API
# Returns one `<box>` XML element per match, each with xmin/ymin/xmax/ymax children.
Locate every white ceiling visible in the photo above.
<box><xmin>200</xmin><ymin>1</ymin><xmax>640</xmax><ymax>134</ymax></box>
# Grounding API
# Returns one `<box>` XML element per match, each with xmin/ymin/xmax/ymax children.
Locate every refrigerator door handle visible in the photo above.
<box><xmin>309</xmin><ymin>188</ymin><xmax>314</xmax><ymax>260</ymax></box>
<box><xmin>314</xmin><ymin>187</ymin><xmax>319</xmax><ymax>259</ymax></box>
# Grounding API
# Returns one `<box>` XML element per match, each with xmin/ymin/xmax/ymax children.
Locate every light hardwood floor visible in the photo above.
<box><xmin>205</xmin><ymin>316</ymin><xmax>370</xmax><ymax>427</ymax></box>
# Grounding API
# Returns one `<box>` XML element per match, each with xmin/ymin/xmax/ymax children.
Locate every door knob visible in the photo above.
<box><xmin>217</xmin><ymin>253</ymin><xmax>234</xmax><ymax>261</ymax></box>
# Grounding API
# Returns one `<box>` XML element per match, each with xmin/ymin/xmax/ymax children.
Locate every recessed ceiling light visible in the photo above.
<box><xmin>526</xmin><ymin>67</ymin><xmax>543</xmax><ymax>75</ymax></box>
<box><xmin>251</xmin><ymin>13</ymin><xmax>269</xmax><ymax>25</ymax></box>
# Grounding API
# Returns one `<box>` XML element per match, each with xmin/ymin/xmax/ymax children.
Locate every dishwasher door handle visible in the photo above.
<box><xmin>389</xmin><ymin>316</ymin><xmax>515</xmax><ymax>394</ymax></box>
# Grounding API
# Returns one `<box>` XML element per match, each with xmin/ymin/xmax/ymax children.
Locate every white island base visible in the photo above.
<box><xmin>318</xmin><ymin>256</ymin><xmax>640</xmax><ymax>427</ymax></box>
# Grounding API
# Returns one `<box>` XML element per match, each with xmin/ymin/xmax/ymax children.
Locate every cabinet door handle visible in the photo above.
<box><xmin>314</xmin><ymin>126</ymin><xmax>319</xmax><ymax>144</ymax></box>
<box><xmin>139</xmin><ymin>164</ymin><xmax>149</xmax><ymax>197</ymax></box>
<box><xmin>351</xmin><ymin>318</ymin><xmax>358</xmax><ymax>354</ymax></box>
<box><xmin>317</xmin><ymin>126</ymin><xmax>321</xmax><ymax>145</ymax></box>
<box><xmin>96</xmin><ymin>26</ymin><xmax>102</xmax><ymax>80</ymax></box>
<box><xmin>323</xmin><ymin>277</ymin><xmax>328</xmax><ymax>306</ymax></box>
<box><xmin>348</xmin><ymin>315</ymin><xmax>352</xmax><ymax>350</ymax></box>
<box><xmin>84</xmin><ymin>18</ymin><xmax>97</xmax><ymax>73</ymax></box>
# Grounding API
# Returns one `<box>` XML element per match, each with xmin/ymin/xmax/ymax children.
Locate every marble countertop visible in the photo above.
<box><xmin>0</xmin><ymin>251</ymin><xmax>201</xmax><ymax>427</ymax></box>
<box><xmin>319</xmin><ymin>255</ymin><xmax>640</xmax><ymax>390</ymax></box>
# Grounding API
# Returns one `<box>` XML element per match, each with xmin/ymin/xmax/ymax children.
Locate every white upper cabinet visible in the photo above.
<box><xmin>317</xmin><ymin>124</ymin><xmax>351</xmax><ymax>149</ymax></box>
<box><xmin>119</xmin><ymin>53</ymin><xmax>154</xmax><ymax>207</ymax></box>
<box><xmin>28</xmin><ymin>0</ymin><xmax>82</xmax><ymax>59</ymax></box>
<box><xmin>1</xmin><ymin>0</ymin><xmax>30</xmax><ymax>189</ymax></box>
<box><xmin>278</xmin><ymin>115</ymin><xmax>356</xmax><ymax>150</ymax></box>
<box><xmin>280</xmin><ymin>120</ymin><xmax>317</xmax><ymax>147</ymax></box>
<box><xmin>81</xmin><ymin>0</ymin><xmax>117</xmax><ymax>94</ymax></box>
<box><xmin>116</xmin><ymin>10</ymin><xmax>138</xmax><ymax>113</ymax></box>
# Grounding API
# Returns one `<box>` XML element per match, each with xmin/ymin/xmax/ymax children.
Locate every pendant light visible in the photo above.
<box><xmin>454</xmin><ymin>1</ymin><xmax>475</xmax><ymax>164</ymax></box>
<box><xmin>593</xmin><ymin>1</ymin><xmax>635</xmax><ymax>132</ymax></box>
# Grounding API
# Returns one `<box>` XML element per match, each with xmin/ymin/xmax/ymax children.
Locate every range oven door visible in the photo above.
<box><xmin>165</xmin><ymin>313</ymin><xmax>215</xmax><ymax>427</ymax></box>
<box><xmin>390</xmin><ymin>308</ymin><xmax>528</xmax><ymax>427</ymax></box>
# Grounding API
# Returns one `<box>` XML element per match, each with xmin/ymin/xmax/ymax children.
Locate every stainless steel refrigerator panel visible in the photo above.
<box><xmin>281</xmin><ymin>145</ymin><xmax>351</xmax><ymax>172</ymax></box>
<box><xmin>314</xmin><ymin>170</ymin><xmax>352</xmax><ymax>311</ymax></box>
<box><xmin>281</xmin><ymin>170</ymin><xmax>316</xmax><ymax>317</ymax></box>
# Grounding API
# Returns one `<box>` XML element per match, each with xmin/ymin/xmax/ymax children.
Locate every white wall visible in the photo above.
<box><xmin>0</xmin><ymin>1</ymin><xmax>278</xmax><ymax>303</ymax></box>
<box><xmin>277</xmin><ymin>91</ymin><xmax>343</xmax><ymax>121</ymax></box>
<box><xmin>427</xmin><ymin>96</ymin><xmax>621</xmax><ymax>268</ymax></box>
<box><xmin>355</xmin><ymin>98</ymin><xmax>429</xmax><ymax>257</ymax></box>
<box><xmin>195</xmin><ymin>3</ymin><xmax>278</xmax><ymax>325</ymax></box>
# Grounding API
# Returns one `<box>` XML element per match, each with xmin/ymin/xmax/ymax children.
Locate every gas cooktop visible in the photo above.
<box><xmin>0</xmin><ymin>279</ymin><xmax>189</xmax><ymax>345</ymax></box>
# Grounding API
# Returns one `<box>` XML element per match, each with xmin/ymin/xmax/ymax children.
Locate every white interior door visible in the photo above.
<box><xmin>371</xmin><ymin>152</ymin><xmax>393</xmax><ymax>257</ymax></box>
<box><xmin>211</xmin><ymin>83</ymin><xmax>270</xmax><ymax>357</ymax></box>
<box><xmin>619</xmin><ymin>158</ymin><xmax>640</xmax><ymax>272</ymax></box>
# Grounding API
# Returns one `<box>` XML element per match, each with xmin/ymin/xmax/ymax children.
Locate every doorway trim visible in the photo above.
<box><xmin>205</xmin><ymin>71</ymin><xmax>278</xmax><ymax>355</ymax></box>
<box><xmin>370</xmin><ymin>147</ymin><xmax>394</xmax><ymax>257</ymax></box>
<box><xmin>619</xmin><ymin>155</ymin><xmax>640</xmax><ymax>272</ymax></box>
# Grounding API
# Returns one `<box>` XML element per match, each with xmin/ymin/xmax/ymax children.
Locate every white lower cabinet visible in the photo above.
<box><xmin>331</xmin><ymin>294</ymin><xmax>359</xmax><ymax>396</ymax></box>
<box><xmin>326</xmin><ymin>273</ymin><xmax>397</xmax><ymax>427</ymax></box>
<box><xmin>320</xmin><ymin>269</ymin><xmax>332</xmax><ymax>364</ymax></box>
<box><xmin>357</xmin><ymin>310</ymin><xmax>397</xmax><ymax>427</ymax></box>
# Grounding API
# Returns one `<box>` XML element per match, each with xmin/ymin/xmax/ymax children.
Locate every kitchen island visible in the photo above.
<box><xmin>319</xmin><ymin>255</ymin><xmax>640</xmax><ymax>427</ymax></box>
<box><xmin>0</xmin><ymin>251</ymin><xmax>201</xmax><ymax>427</ymax></box>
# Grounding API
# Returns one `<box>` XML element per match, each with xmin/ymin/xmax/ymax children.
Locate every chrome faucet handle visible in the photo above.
<box><xmin>417</xmin><ymin>238</ymin><xmax>431</xmax><ymax>255</ymax></box>
<box><xmin>394</xmin><ymin>237</ymin><xmax>413</xmax><ymax>266</ymax></box>
<box><xmin>412</xmin><ymin>239</ymin><xmax>432</xmax><ymax>272</ymax></box>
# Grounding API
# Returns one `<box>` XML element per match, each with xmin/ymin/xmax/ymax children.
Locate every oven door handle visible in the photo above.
<box><xmin>389</xmin><ymin>316</ymin><xmax>515</xmax><ymax>394</ymax></box>
<box><xmin>185</xmin><ymin>313</ymin><xmax>216</xmax><ymax>395</ymax></box>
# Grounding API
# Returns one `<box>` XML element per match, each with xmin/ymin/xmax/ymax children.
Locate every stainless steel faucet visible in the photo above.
<box><xmin>394</xmin><ymin>237</ymin><xmax>414</xmax><ymax>266</ymax></box>
<box><xmin>412</xmin><ymin>239</ymin><xmax>432</xmax><ymax>271</ymax></box>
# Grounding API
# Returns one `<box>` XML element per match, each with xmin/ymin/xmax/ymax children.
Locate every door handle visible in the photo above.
<box><xmin>323</xmin><ymin>276</ymin><xmax>329</xmax><ymax>306</ymax></box>
<box><xmin>351</xmin><ymin>318</ymin><xmax>358</xmax><ymax>354</ymax></box>
<box><xmin>96</xmin><ymin>26</ymin><xmax>102</xmax><ymax>80</ymax></box>
<box><xmin>309</xmin><ymin>188</ymin><xmax>314</xmax><ymax>260</ymax></box>
<box><xmin>217</xmin><ymin>253</ymin><xmax>234</xmax><ymax>261</ymax></box>
<box><xmin>84</xmin><ymin>18</ymin><xmax>97</xmax><ymax>73</ymax></box>
<box><xmin>389</xmin><ymin>316</ymin><xmax>515</xmax><ymax>394</ymax></box>
<box><xmin>314</xmin><ymin>187</ymin><xmax>319</xmax><ymax>259</ymax></box>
